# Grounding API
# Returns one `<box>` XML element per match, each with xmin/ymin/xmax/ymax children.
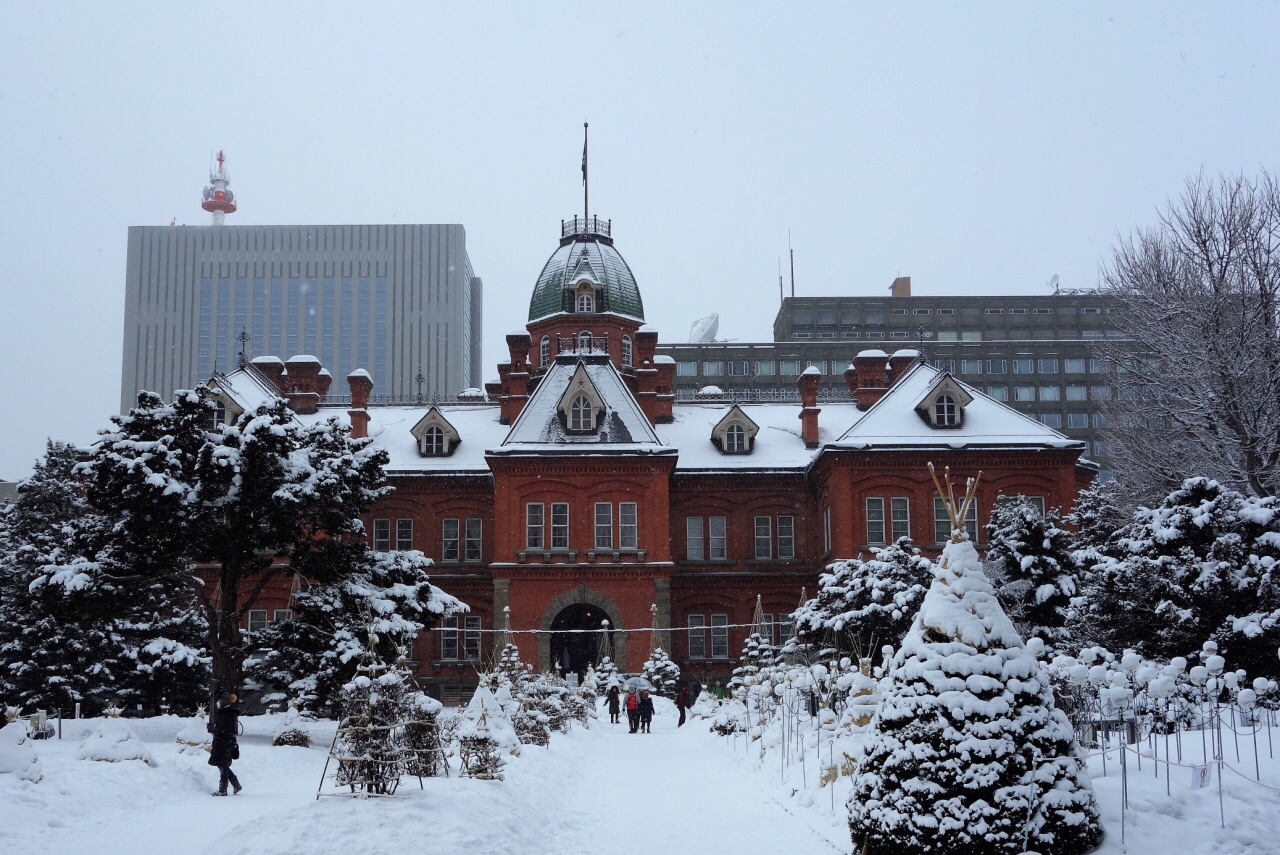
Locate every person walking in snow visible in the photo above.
<box><xmin>638</xmin><ymin>689</ymin><xmax>654</xmax><ymax>733</ymax></box>
<box><xmin>209</xmin><ymin>690</ymin><xmax>242</xmax><ymax>796</ymax></box>
<box><xmin>605</xmin><ymin>685</ymin><xmax>621</xmax><ymax>724</ymax></box>
<box><xmin>675</xmin><ymin>683</ymin><xmax>690</xmax><ymax>727</ymax></box>
<box><xmin>626</xmin><ymin>690</ymin><xmax>640</xmax><ymax>733</ymax></box>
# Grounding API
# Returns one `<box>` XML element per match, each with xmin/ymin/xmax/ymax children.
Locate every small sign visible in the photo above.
<box><xmin>1191</xmin><ymin>764</ymin><xmax>1212</xmax><ymax>789</ymax></box>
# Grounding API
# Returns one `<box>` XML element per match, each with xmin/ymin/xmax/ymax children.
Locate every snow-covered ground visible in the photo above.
<box><xmin>3</xmin><ymin>701</ymin><xmax>1279</xmax><ymax>854</ymax></box>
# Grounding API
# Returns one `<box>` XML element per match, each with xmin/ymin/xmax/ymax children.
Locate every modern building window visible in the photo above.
<box><xmin>677</xmin><ymin>361</ymin><xmax>698</xmax><ymax>377</ymax></box>
<box><xmin>1093</xmin><ymin>413</ymin><xmax>1109</xmax><ymax>429</ymax></box>
<box><xmin>1067</xmin><ymin>413</ymin><xmax>1089</xmax><ymax>429</ymax></box>
<box><xmin>711</xmin><ymin>613</ymin><xmax>729</xmax><ymax>658</ymax></box>
<box><xmin>891</xmin><ymin>308</ymin><xmax>909</xmax><ymax>315</ymax></box>
<box><xmin>1034</xmin><ymin>308</ymin><xmax>1054</xmax><ymax>315</ymax></box>
<box><xmin>985</xmin><ymin>308</ymin><xmax>1005</xmax><ymax>315</ymax></box>
<box><xmin>526</xmin><ymin>503</ymin><xmax>545</xmax><ymax>549</ymax></box>
<box><xmin>754</xmin><ymin>516</ymin><xmax>772</xmax><ymax>558</ymax></box>
<box><xmin>960</xmin><ymin>359</ymin><xmax>983</xmax><ymax>374</ymax></box>
<box><xmin>570</xmin><ymin>395</ymin><xmax>593</xmax><ymax>431</ymax></box>
<box><xmin>1040</xmin><ymin>386</ymin><xmax>1061</xmax><ymax>402</ymax></box>
<box><xmin>1082</xmin><ymin>307</ymin><xmax>1102</xmax><ymax>314</ymax></box>
<box><xmin>779</xmin><ymin>360</ymin><xmax>801</xmax><ymax>376</ymax></box>
<box><xmin>540</xmin><ymin>336</ymin><xmax>550</xmax><ymax>366</ymax></box>
<box><xmin>936</xmin><ymin>308</ymin><xmax>956</xmax><ymax>315</ymax></box>
<box><xmin>725</xmin><ymin>423</ymin><xmax>747</xmax><ymax>453</ymax></box>
<box><xmin>465</xmin><ymin>518</ymin><xmax>482</xmax><ymax>561</ymax></box>
<box><xmin>1065</xmin><ymin>385</ymin><xmax>1088</xmax><ymax>401</ymax></box>
<box><xmin>1013</xmin><ymin>358</ymin><xmax>1035</xmax><ymax>374</ymax></box>
<box><xmin>937</xmin><ymin>331</ymin><xmax>958</xmax><ymax>341</ymax></box>
<box><xmin>1091</xmin><ymin>385</ymin><xmax>1113</xmax><ymax>401</ymax></box>
<box><xmin>934</xmin><ymin>497</ymin><xmax>978</xmax><ymax>543</ymax></box>
<box><xmin>595</xmin><ymin>502</ymin><xmax>613</xmax><ymax>549</ymax></box>
<box><xmin>621</xmin><ymin>336</ymin><xmax>632</xmax><ymax>368</ymax></box>
<box><xmin>619</xmin><ymin>502</ymin><xmax>638</xmax><ymax>549</ymax></box>
<box><xmin>688</xmin><ymin>614</ymin><xmax>707</xmax><ymax>658</ymax></box>
<box><xmin>1037</xmin><ymin>359</ymin><xmax>1058</xmax><ymax>373</ymax></box>
<box><xmin>987</xmin><ymin>359</ymin><xmax>1007</xmax><ymax>374</ymax></box>
<box><xmin>987</xmin><ymin>386</ymin><xmax>1009</xmax><ymax>401</ymax></box>
<box><xmin>793</xmin><ymin>332</ymin><xmax>813</xmax><ymax>339</ymax></box>
<box><xmin>934</xmin><ymin>358</ymin><xmax>956</xmax><ymax>372</ymax></box>
<box><xmin>1009</xmin><ymin>308</ymin><xmax>1029</xmax><ymax>315</ymax></box>
<box><xmin>702</xmin><ymin>361</ymin><xmax>724</xmax><ymax>376</ymax></box>
<box><xmin>806</xmin><ymin>360</ymin><xmax>827</xmax><ymax>373</ymax></box>
<box><xmin>686</xmin><ymin>516</ymin><xmax>704</xmax><ymax>560</ymax></box>
<box><xmin>396</xmin><ymin>519</ymin><xmax>413</xmax><ymax>551</ymax></box>
<box><xmin>443</xmin><ymin>518</ymin><xmax>460</xmax><ymax>562</ymax></box>
<box><xmin>961</xmin><ymin>331</ymin><xmax>982</xmax><ymax>341</ymax></box>
<box><xmin>777</xmin><ymin>516</ymin><xmax>795</xmax><ymax>559</ymax></box>
<box><xmin>578</xmin><ymin>294</ymin><xmax>593</xmax><ymax>313</ymax></box>
<box><xmin>891</xmin><ymin>497</ymin><xmax>910</xmax><ymax>540</ymax></box>
<box><xmin>934</xmin><ymin>395</ymin><xmax>959</xmax><ymax>425</ymax></box>
<box><xmin>373</xmin><ymin>519</ymin><xmax>391</xmax><ymax>552</ymax></box>
<box><xmin>551</xmin><ymin>502</ymin><xmax>569</xmax><ymax>549</ymax></box>
<box><xmin>913</xmin><ymin>308</ymin><xmax>932</xmax><ymax>315</ymax></box>
<box><xmin>1064</xmin><ymin>358</ymin><xmax>1086</xmax><ymax>374</ymax></box>
<box><xmin>1088</xmin><ymin>358</ymin><xmax>1110</xmax><ymax>373</ymax></box>
<box><xmin>247</xmin><ymin>609</ymin><xmax>268</xmax><ymax>633</ymax></box>
<box><xmin>866</xmin><ymin>498</ymin><xmax>886</xmax><ymax>544</ymax></box>
<box><xmin>1014</xmin><ymin>386</ymin><xmax>1036</xmax><ymax>402</ymax></box>
<box><xmin>709</xmin><ymin>516</ymin><xmax>727</xmax><ymax>559</ymax></box>
<box><xmin>728</xmin><ymin>360</ymin><xmax>749</xmax><ymax>376</ymax></box>
<box><xmin>756</xmin><ymin>360</ymin><xmax>776</xmax><ymax>376</ymax></box>
<box><xmin>889</xmin><ymin>331</ymin><xmax>910</xmax><ymax>339</ymax></box>
<box><xmin>1040</xmin><ymin>413</ymin><xmax>1063</xmax><ymax>428</ymax></box>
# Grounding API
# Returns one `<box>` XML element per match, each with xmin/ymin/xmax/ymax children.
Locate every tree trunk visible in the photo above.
<box><xmin>209</xmin><ymin>560</ymin><xmax>244</xmax><ymax>705</ymax></box>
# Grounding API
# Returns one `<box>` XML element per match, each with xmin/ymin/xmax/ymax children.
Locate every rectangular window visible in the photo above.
<box><xmin>1082</xmin><ymin>307</ymin><xmax>1102</xmax><ymax>314</ymax></box>
<box><xmin>464</xmin><ymin>616</ymin><xmax>482</xmax><ymax>660</ymax></box>
<box><xmin>620</xmin><ymin>502</ymin><xmax>638</xmax><ymax>549</ymax></box>
<box><xmin>778</xmin><ymin>516</ymin><xmax>795</xmax><ymax>559</ymax></box>
<box><xmin>823</xmin><ymin>506</ymin><xmax>832</xmax><ymax>554</ymax></box>
<box><xmin>985</xmin><ymin>308</ymin><xmax>1005</xmax><ymax>315</ymax></box>
<box><xmin>755</xmin><ymin>360</ymin><xmax>775</xmax><ymax>376</ymax></box>
<box><xmin>937</xmin><ymin>331</ymin><xmax>958</xmax><ymax>341</ymax></box>
<box><xmin>778</xmin><ymin>615</ymin><xmax>795</xmax><ymax>647</ymax></box>
<box><xmin>1067</xmin><ymin>413</ymin><xmax>1089</xmax><ymax>429</ymax></box>
<box><xmin>728</xmin><ymin>360</ymin><xmax>749</xmax><ymax>376</ymax></box>
<box><xmin>779</xmin><ymin>360</ymin><xmax>802</xmax><ymax>376</ymax></box>
<box><xmin>396</xmin><ymin>518</ymin><xmax>413</xmax><ymax>551</ymax></box>
<box><xmin>1040</xmin><ymin>386</ymin><xmax>1061</xmax><ymax>401</ymax></box>
<box><xmin>1014</xmin><ymin>386</ymin><xmax>1036</xmax><ymax>402</ymax></box>
<box><xmin>709</xmin><ymin>516</ymin><xmax>727</xmax><ymax>559</ymax></box>
<box><xmin>806</xmin><ymin>360</ymin><xmax>827</xmax><ymax>374</ymax></box>
<box><xmin>526</xmin><ymin>503</ymin><xmax>545</xmax><ymax>549</ymax></box>
<box><xmin>550</xmin><ymin>503</ymin><xmax>570</xmax><ymax>549</ymax></box>
<box><xmin>688</xmin><ymin>614</ymin><xmax>707</xmax><ymax>658</ymax></box>
<box><xmin>686</xmin><ymin>516</ymin><xmax>704</xmax><ymax>560</ymax></box>
<box><xmin>1040</xmin><ymin>413</ymin><xmax>1063</xmax><ymax>428</ymax></box>
<box><xmin>1038</xmin><ymin>358</ymin><xmax>1059</xmax><ymax>373</ymax></box>
<box><xmin>1093</xmin><ymin>413</ymin><xmax>1109</xmax><ymax>429</ymax></box>
<box><xmin>1027</xmin><ymin>497</ymin><xmax>1047</xmax><ymax>515</ymax></box>
<box><xmin>1033</xmin><ymin>307</ymin><xmax>1053</xmax><ymax>315</ymax></box>
<box><xmin>936</xmin><ymin>308</ymin><xmax>957</xmax><ymax>315</ymax></box>
<box><xmin>890</xmin><ymin>497</ymin><xmax>910</xmax><ymax>541</ymax></box>
<box><xmin>1065</xmin><ymin>384</ymin><xmax>1088</xmax><ymax>401</ymax></box>
<box><xmin>1064</xmin><ymin>358</ymin><xmax>1086</xmax><ymax>374</ymax></box>
<box><xmin>866</xmin><ymin>497</ymin><xmax>886</xmax><ymax>544</ymax></box>
<box><xmin>889</xmin><ymin>331</ymin><xmax>910</xmax><ymax>339</ymax></box>
<box><xmin>676</xmin><ymin>361</ymin><xmax>698</xmax><ymax>377</ymax></box>
<box><xmin>702</xmin><ymin>361</ymin><xmax>724</xmax><ymax>376</ymax></box>
<box><xmin>465</xmin><ymin>518</ymin><xmax>483</xmax><ymax>561</ymax></box>
<box><xmin>934</xmin><ymin>496</ymin><xmax>978</xmax><ymax>543</ymax></box>
<box><xmin>961</xmin><ymin>330</ymin><xmax>982</xmax><ymax>341</ymax></box>
<box><xmin>711</xmin><ymin>614</ymin><xmax>729</xmax><ymax>658</ymax></box>
<box><xmin>1013</xmin><ymin>358</ymin><xmax>1035</xmax><ymax>374</ymax></box>
<box><xmin>1009</xmin><ymin>308</ymin><xmax>1029</xmax><ymax>315</ymax></box>
<box><xmin>1088</xmin><ymin>358</ymin><xmax>1109</xmax><ymax>373</ymax></box>
<box><xmin>987</xmin><ymin>386</ymin><xmax>1009</xmax><ymax>402</ymax></box>
<box><xmin>248</xmin><ymin>609</ymin><xmax>268</xmax><ymax>633</ymax></box>
<box><xmin>934</xmin><ymin>358</ymin><xmax>956</xmax><ymax>372</ymax></box>
<box><xmin>1091</xmin><ymin>385</ymin><xmax>1112</xmax><ymax>401</ymax></box>
<box><xmin>595</xmin><ymin>502</ymin><xmax>613</xmax><ymax>549</ymax></box>
<box><xmin>442</xmin><ymin>518</ymin><xmax>460</xmax><ymax>562</ymax></box>
<box><xmin>913</xmin><ymin>308</ymin><xmax>932</xmax><ymax>315</ymax></box>
<box><xmin>373</xmin><ymin>519</ymin><xmax>391</xmax><ymax>552</ymax></box>
<box><xmin>842</xmin><ymin>331</ymin><xmax>861</xmax><ymax>339</ymax></box>
<box><xmin>441</xmin><ymin>616</ymin><xmax>459</xmax><ymax>660</ymax></box>
<box><xmin>273</xmin><ymin>609</ymin><xmax>292</xmax><ymax>623</ymax></box>
<box><xmin>754</xmin><ymin>516</ymin><xmax>772</xmax><ymax>558</ymax></box>
<box><xmin>960</xmin><ymin>358</ymin><xmax>983</xmax><ymax>374</ymax></box>
<box><xmin>987</xmin><ymin>359</ymin><xmax>1007</xmax><ymax>374</ymax></box>
<box><xmin>891</xmin><ymin>308</ymin><xmax>909</xmax><ymax>315</ymax></box>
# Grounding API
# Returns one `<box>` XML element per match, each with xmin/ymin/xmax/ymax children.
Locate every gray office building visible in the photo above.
<box><xmin>657</xmin><ymin>278</ymin><xmax>1123</xmax><ymax>479</ymax></box>
<box><xmin>120</xmin><ymin>224</ymin><xmax>483</xmax><ymax>411</ymax></box>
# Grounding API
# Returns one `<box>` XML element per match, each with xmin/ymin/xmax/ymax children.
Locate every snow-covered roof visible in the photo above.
<box><xmin>213</xmin><ymin>365</ymin><xmax>289</xmax><ymax>419</ymax></box>
<box><xmin>830</xmin><ymin>362</ymin><xmax>1084</xmax><ymax>452</ymax></box>
<box><xmin>656</xmin><ymin>401</ymin><xmax>867</xmax><ymax>471</ymax></box>
<box><xmin>355</xmin><ymin>405</ymin><xmax>509</xmax><ymax>474</ymax></box>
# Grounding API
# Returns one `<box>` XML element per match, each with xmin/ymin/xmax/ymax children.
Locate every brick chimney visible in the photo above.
<box><xmin>347</xmin><ymin>370</ymin><xmax>373</xmax><ymax>440</ymax></box>
<box><xmin>852</xmin><ymin>349</ymin><xmax>889</xmax><ymax>410</ymax></box>
<box><xmin>500</xmin><ymin>331</ymin><xmax>533</xmax><ymax>426</ymax></box>
<box><xmin>634</xmin><ymin>328</ymin><xmax>660</xmax><ymax>426</ymax></box>
<box><xmin>797</xmin><ymin>367</ymin><xmax>821</xmax><ymax>448</ymax></box>
<box><xmin>250</xmin><ymin>356</ymin><xmax>288</xmax><ymax>395</ymax></box>
<box><xmin>889</xmin><ymin>276</ymin><xmax>911</xmax><ymax>297</ymax></box>
<box><xmin>886</xmin><ymin>349</ymin><xmax>920</xmax><ymax>386</ymax></box>
<box><xmin>284</xmin><ymin>355</ymin><xmax>323</xmax><ymax>414</ymax></box>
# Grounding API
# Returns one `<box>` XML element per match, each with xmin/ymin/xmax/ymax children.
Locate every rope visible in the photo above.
<box><xmin>430</xmin><ymin>621</ymin><xmax>800</xmax><ymax>635</ymax></box>
<box><xmin>1220</xmin><ymin>759</ymin><xmax>1280</xmax><ymax>793</ymax></box>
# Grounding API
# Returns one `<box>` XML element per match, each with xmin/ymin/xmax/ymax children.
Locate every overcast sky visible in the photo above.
<box><xmin>2</xmin><ymin>2</ymin><xmax>1277</xmax><ymax>479</ymax></box>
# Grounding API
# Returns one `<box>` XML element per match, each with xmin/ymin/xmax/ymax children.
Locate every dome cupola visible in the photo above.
<box><xmin>528</xmin><ymin>216</ymin><xmax>644</xmax><ymax>323</ymax></box>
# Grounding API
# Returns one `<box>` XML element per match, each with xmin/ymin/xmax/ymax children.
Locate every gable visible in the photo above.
<box><xmin>410</xmin><ymin>406</ymin><xmax>462</xmax><ymax>456</ymax></box>
<box><xmin>710</xmin><ymin>404</ymin><xmax>760</xmax><ymax>454</ymax></box>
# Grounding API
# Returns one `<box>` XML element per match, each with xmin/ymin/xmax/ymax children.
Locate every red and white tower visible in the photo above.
<box><xmin>201</xmin><ymin>150</ymin><xmax>237</xmax><ymax>225</ymax></box>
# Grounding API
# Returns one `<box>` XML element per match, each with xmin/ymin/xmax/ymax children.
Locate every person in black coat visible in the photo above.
<box><xmin>605</xmin><ymin>685</ymin><xmax>621</xmax><ymax>724</ymax></box>
<box><xmin>638</xmin><ymin>690</ymin><xmax>655</xmax><ymax>733</ymax></box>
<box><xmin>209</xmin><ymin>690</ymin><xmax>242</xmax><ymax>796</ymax></box>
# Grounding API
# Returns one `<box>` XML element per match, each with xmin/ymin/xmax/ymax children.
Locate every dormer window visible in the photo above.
<box><xmin>711</xmin><ymin>404</ymin><xmax>760</xmax><ymax>455</ymax></box>
<box><xmin>934</xmin><ymin>395</ymin><xmax>958</xmax><ymax>426</ymax></box>
<box><xmin>556</xmin><ymin>362</ymin><xmax>607</xmax><ymax>434</ymax></box>
<box><xmin>410</xmin><ymin>407</ymin><xmax>461</xmax><ymax>457</ymax></box>
<box><xmin>569</xmin><ymin>394</ymin><xmax>594</xmax><ymax>431</ymax></box>
<box><xmin>578</xmin><ymin>293</ymin><xmax>594</xmax><ymax>313</ymax></box>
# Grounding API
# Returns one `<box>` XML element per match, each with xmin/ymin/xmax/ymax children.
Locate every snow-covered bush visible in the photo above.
<box><xmin>401</xmin><ymin>692</ymin><xmax>447</xmax><ymax>777</ymax></box>
<box><xmin>848</xmin><ymin>536</ymin><xmax>1101</xmax><ymax>855</ymax></box>
<box><xmin>983</xmin><ymin>495</ymin><xmax>1079</xmax><ymax>648</ymax></box>
<box><xmin>76</xmin><ymin>718</ymin><xmax>154</xmax><ymax>766</ymax></box>
<box><xmin>595</xmin><ymin>656</ymin><xmax>619</xmax><ymax>688</ymax></box>
<box><xmin>0</xmin><ymin>721</ymin><xmax>42</xmax><ymax>782</ymax></box>
<box><xmin>641</xmin><ymin>647</ymin><xmax>681</xmax><ymax>696</ymax></box>
<box><xmin>175</xmin><ymin>713</ymin><xmax>212</xmax><ymax>755</ymax></box>
<box><xmin>271</xmin><ymin>700</ymin><xmax>311</xmax><ymax>748</ymax></box>
<box><xmin>332</xmin><ymin>670</ymin><xmax>411</xmax><ymax>795</ymax></box>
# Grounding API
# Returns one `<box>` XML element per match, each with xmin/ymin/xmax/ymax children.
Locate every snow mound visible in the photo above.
<box><xmin>76</xmin><ymin>718</ymin><xmax>154</xmax><ymax>766</ymax></box>
<box><xmin>460</xmin><ymin>685</ymin><xmax>520</xmax><ymax>754</ymax></box>
<box><xmin>175</xmin><ymin>715</ymin><xmax>211</xmax><ymax>755</ymax></box>
<box><xmin>0</xmin><ymin>722</ymin><xmax>42</xmax><ymax>782</ymax></box>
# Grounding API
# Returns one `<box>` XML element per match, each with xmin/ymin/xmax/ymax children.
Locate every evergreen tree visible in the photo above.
<box><xmin>248</xmin><ymin>550</ymin><xmax>463</xmax><ymax>716</ymax></box>
<box><xmin>793</xmin><ymin>537</ymin><xmax>932</xmax><ymax>661</ymax></box>
<box><xmin>79</xmin><ymin>389</ymin><xmax>388</xmax><ymax>702</ymax></box>
<box><xmin>728</xmin><ymin>634</ymin><xmax>770</xmax><ymax>693</ymax></box>
<box><xmin>641</xmin><ymin>647</ymin><xmax>680</xmax><ymax>696</ymax></box>
<box><xmin>332</xmin><ymin>667</ymin><xmax>411</xmax><ymax>795</ymax></box>
<box><xmin>848</xmin><ymin>535</ymin><xmax>1101</xmax><ymax>854</ymax></box>
<box><xmin>595</xmin><ymin>656</ymin><xmax>619</xmax><ymax>688</ymax></box>
<box><xmin>1066</xmin><ymin>478</ymin><xmax>1128</xmax><ymax>562</ymax></box>
<box><xmin>983</xmin><ymin>496</ymin><xmax>1079</xmax><ymax>647</ymax></box>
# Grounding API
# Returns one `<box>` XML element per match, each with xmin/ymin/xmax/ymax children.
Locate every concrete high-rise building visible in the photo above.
<box><xmin>120</xmin><ymin>156</ymin><xmax>483</xmax><ymax>410</ymax></box>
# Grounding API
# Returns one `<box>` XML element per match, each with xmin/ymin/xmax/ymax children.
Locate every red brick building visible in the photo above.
<box><xmin>212</xmin><ymin>216</ymin><xmax>1093</xmax><ymax>702</ymax></box>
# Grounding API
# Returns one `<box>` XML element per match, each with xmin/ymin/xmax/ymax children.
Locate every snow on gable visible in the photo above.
<box><xmin>914</xmin><ymin>373</ymin><xmax>974</xmax><ymax>429</ymax></box>
<box><xmin>409</xmin><ymin>406</ymin><xmax>462</xmax><ymax>457</ymax></box>
<box><xmin>305</xmin><ymin>404</ymin><xmax>508</xmax><ymax>474</ymax></box>
<box><xmin>209</xmin><ymin>365</ymin><xmax>289</xmax><ymax>421</ymax></box>
<box><xmin>832</xmin><ymin>361</ymin><xmax>1083</xmax><ymax>451</ymax></box>
<box><xmin>710</xmin><ymin>404</ymin><xmax>760</xmax><ymax>454</ymax></box>
<box><xmin>657</xmin><ymin>401</ymin><xmax>867</xmax><ymax>471</ymax></box>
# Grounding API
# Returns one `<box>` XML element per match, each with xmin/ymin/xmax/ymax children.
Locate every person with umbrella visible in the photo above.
<box><xmin>625</xmin><ymin>689</ymin><xmax>639</xmax><ymax>733</ymax></box>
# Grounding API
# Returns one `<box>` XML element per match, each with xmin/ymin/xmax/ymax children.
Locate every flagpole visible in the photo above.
<box><xmin>582</xmin><ymin>122</ymin><xmax>589</xmax><ymax>227</ymax></box>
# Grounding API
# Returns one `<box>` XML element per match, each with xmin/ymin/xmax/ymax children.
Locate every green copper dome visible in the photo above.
<box><xmin>528</xmin><ymin>218</ymin><xmax>644</xmax><ymax>322</ymax></box>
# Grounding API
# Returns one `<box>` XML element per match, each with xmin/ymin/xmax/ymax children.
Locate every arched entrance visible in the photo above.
<box><xmin>550</xmin><ymin>603</ymin><xmax>611</xmax><ymax>677</ymax></box>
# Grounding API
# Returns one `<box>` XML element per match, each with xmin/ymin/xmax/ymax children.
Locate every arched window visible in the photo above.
<box><xmin>725</xmin><ymin>423</ymin><xmax>747</xmax><ymax>453</ymax></box>
<box><xmin>424</xmin><ymin>425</ymin><xmax>446</xmax><ymax>455</ymax></box>
<box><xmin>540</xmin><ymin>336</ymin><xmax>550</xmax><ymax>367</ymax></box>
<box><xmin>570</xmin><ymin>395</ymin><xmax>594</xmax><ymax>431</ymax></box>
<box><xmin>577</xmin><ymin>293</ymin><xmax>594</xmax><ymax>313</ymax></box>
<box><xmin>578</xmin><ymin>331</ymin><xmax>593</xmax><ymax>352</ymax></box>
<box><xmin>934</xmin><ymin>394</ymin><xmax>958</xmax><ymax>426</ymax></box>
<box><xmin>622</xmin><ymin>335</ymin><xmax>633</xmax><ymax>368</ymax></box>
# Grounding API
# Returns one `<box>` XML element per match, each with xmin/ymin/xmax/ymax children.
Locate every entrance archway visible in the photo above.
<box><xmin>538</xmin><ymin>586</ymin><xmax>627</xmax><ymax>674</ymax></box>
<box><xmin>550</xmin><ymin>603</ymin><xmax>610</xmax><ymax>677</ymax></box>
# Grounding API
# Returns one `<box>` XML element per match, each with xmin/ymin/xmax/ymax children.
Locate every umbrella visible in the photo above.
<box><xmin>622</xmin><ymin>676</ymin><xmax>654</xmax><ymax>693</ymax></box>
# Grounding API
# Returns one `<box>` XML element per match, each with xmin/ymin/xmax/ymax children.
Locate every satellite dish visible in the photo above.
<box><xmin>689</xmin><ymin>313</ymin><xmax>719</xmax><ymax>343</ymax></box>
<box><xmin>1048</xmin><ymin>274</ymin><xmax>1060</xmax><ymax>294</ymax></box>
<box><xmin>202</xmin><ymin>186</ymin><xmax>212</xmax><ymax>200</ymax></box>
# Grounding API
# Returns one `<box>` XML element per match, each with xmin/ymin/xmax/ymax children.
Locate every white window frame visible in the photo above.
<box><xmin>551</xmin><ymin>502</ymin><xmax>569</xmax><ymax>549</ymax></box>
<box><xmin>934</xmin><ymin>496</ymin><xmax>978</xmax><ymax>543</ymax></box>
<box><xmin>526</xmin><ymin>503</ymin><xmax>545</xmax><ymax>550</ymax></box>
<box><xmin>247</xmin><ymin>609</ymin><xmax>268</xmax><ymax>633</ymax></box>
<box><xmin>711</xmin><ymin>613</ymin><xmax>729</xmax><ymax>658</ymax></box>
<box><xmin>442</xmin><ymin>518</ymin><xmax>460</xmax><ymax>562</ymax></box>
<box><xmin>777</xmin><ymin>515</ymin><xmax>795</xmax><ymax>559</ymax></box>
<box><xmin>578</xmin><ymin>293</ymin><xmax>593</xmax><ymax>313</ymax></box>
<box><xmin>688</xmin><ymin>614</ymin><xmax>707</xmax><ymax>658</ymax></box>
<box><xmin>709</xmin><ymin>516</ymin><xmax>727</xmax><ymax>559</ymax></box>
<box><xmin>890</xmin><ymin>497</ymin><xmax>910</xmax><ymax>541</ymax></box>
<box><xmin>725</xmin><ymin>423</ymin><xmax>746</xmax><ymax>453</ymax></box>
<box><xmin>423</xmin><ymin>425</ymin><xmax>446</xmax><ymax>455</ymax></box>
<box><xmin>686</xmin><ymin>516</ymin><xmax>704</xmax><ymax>560</ymax></box>
<box><xmin>594</xmin><ymin>502</ymin><xmax>613</xmax><ymax>549</ymax></box>
<box><xmin>754</xmin><ymin>515</ymin><xmax>772</xmax><ymax>559</ymax></box>
<box><xmin>540</xmin><ymin>336</ymin><xmax>550</xmax><ymax>366</ymax></box>
<box><xmin>272</xmin><ymin>609</ymin><xmax>292</xmax><ymax>623</ymax></box>
<box><xmin>620</xmin><ymin>502</ymin><xmax>638</xmax><ymax>549</ymax></box>
<box><xmin>465</xmin><ymin>518</ymin><xmax>482</xmax><ymax>562</ymax></box>
<box><xmin>373</xmin><ymin>518</ymin><xmax>391</xmax><ymax>552</ymax></box>
<box><xmin>866</xmin><ymin>498</ymin><xmax>886</xmax><ymax>544</ymax></box>
<box><xmin>570</xmin><ymin>394</ymin><xmax>593</xmax><ymax>431</ymax></box>
<box><xmin>621</xmin><ymin>335</ymin><xmax>632</xmax><ymax>368</ymax></box>
<box><xmin>396</xmin><ymin>518</ymin><xmax>413</xmax><ymax>551</ymax></box>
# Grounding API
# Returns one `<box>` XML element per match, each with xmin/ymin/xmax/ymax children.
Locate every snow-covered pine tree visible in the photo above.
<box><xmin>849</xmin><ymin>475</ymin><xmax>1101</xmax><ymax>855</ymax></box>
<box><xmin>1066</xmin><ymin>478</ymin><xmax>1128</xmax><ymax>563</ymax></box>
<box><xmin>494</xmin><ymin>642</ymin><xmax>532</xmax><ymax>688</ymax></box>
<box><xmin>793</xmin><ymin>538</ymin><xmax>932</xmax><ymax>662</ymax></box>
<box><xmin>401</xmin><ymin>691</ymin><xmax>447</xmax><ymax>777</ymax></box>
<box><xmin>332</xmin><ymin>665</ymin><xmax>411</xmax><ymax>795</ymax></box>
<box><xmin>729</xmin><ymin>634</ymin><xmax>768</xmax><ymax>693</ymax></box>
<box><xmin>248</xmin><ymin>549</ymin><xmax>464</xmax><ymax>716</ymax></box>
<box><xmin>641</xmin><ymin>647</ymin><xmax>681</xmax><ymax>696</ymax></box>
<box><xmin>983</xmin><ymin>496</ymin><xmax>1079</xmax><ymax>648</ymax></box>
<box><xmin>595</xmin><ymin>656</ymin><xmax>619</xmax><ymax>688</ymax></box>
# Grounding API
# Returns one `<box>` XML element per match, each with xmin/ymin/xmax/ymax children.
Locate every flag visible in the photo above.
<box><xmin>581</xmin><ymin>138</ymin><xmax>587</xmax><ymax>185</ymax></box>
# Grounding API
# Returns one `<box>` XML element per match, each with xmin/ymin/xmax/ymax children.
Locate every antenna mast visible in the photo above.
<box><xmin>582</xmin><ymin>122</ymin><xmax>589</xmax><ymax>224</ymax></box>
<box><xmin>788</xmin><ymin>230</ymin><xmax>795</xmax><ymax>298</ymax></box>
